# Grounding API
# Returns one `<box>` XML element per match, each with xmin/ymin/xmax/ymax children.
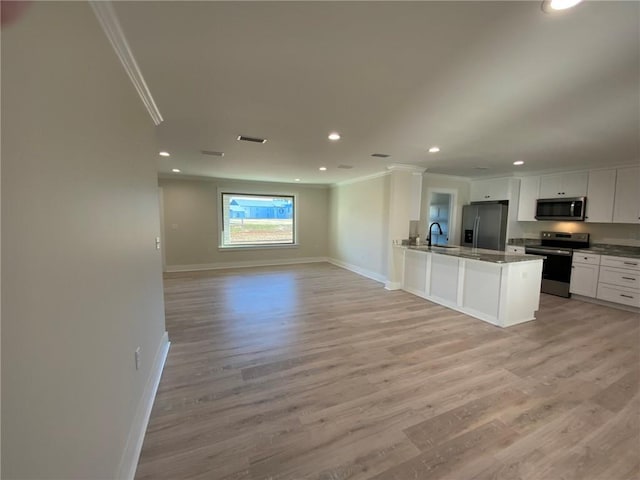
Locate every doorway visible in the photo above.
<box><xmin>427</xmin><ymin>191</ymin><xmax>455</xmax><ymax>246</ymax></box>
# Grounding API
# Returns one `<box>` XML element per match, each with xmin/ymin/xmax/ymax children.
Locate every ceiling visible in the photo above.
<box><xmin>114</xmin><ymin>1</ymin><xmax>639</xmax><ymax>185</ymax></box>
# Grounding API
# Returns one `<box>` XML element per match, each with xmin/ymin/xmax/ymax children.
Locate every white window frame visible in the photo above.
<box><xmin>217</xmin><ymin>187</ymin><xmax>299</xmax><ymax>250</ymax></box>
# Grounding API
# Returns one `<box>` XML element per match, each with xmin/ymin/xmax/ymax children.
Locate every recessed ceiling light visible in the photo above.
<box><xmin>171</xmin><ymin>168</ymin><xmax>181</xmax><ymax>173</ymax></box>
<box><xmin>295</xmin><ymin>178</ymin><xmax>301</xmax><ymax>182</ymax></box>
<box><xmin>542</xmin><ymin>0</ymin><xmax>583</xmax><ymax>12</ymax></box>
<box><xmin>328</xmin><ymin>132</ymin><xmax>341</xmax><ymax>141</ymax></box>
<box><xmin>319</xmin><ymin>167</ymin><xmax>327</xmax><ymax>171</ymax></box>
<box><xmin>159</xmin><ymin>151</ymin><xmax>170</xmax><ymax>157</ymax></box>
<box><xmin>513</xmin><ymin>160</ymin><xmax>525</xmax><ymax>166</ymax></box>
<box><xmin>428</xmin><ymin>146</ymin><xmax>440</xmax><ymax>153</ymax></box>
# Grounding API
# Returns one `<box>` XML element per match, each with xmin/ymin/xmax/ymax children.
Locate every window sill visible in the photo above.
<box><xmin>218</xmin><ymin>244</ymin><xmax>299</xmax><ymax>252</ymax></box>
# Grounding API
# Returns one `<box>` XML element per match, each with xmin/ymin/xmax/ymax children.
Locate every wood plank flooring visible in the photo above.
<box><xmin>135</xmin><ymin>263</ymin><xmax>640</xmax><ymax>480</ymax></box>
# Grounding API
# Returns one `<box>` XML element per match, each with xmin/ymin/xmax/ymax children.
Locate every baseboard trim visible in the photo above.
<box><xmin>384</xmin><ymin>281</ymin><xmax>402</xmax><ymax>290</ymax></box>
<box><xmin>118</xmin><ymin>331</ymin><xmax>170</xmax><ymax>480</ymax></box>
<box><xmin>570</xmin><ymin>294</ymin><xmax>640</xmax><ymax>313</ymax></box>
<box><xmin>165</xmin><ymin>257</ymin><xmax>328</xmax><ymax>273</ymax></box>
<box><xmin>327</xmin><ymin>258</ymin><xmax>386</xmax><ymax>284</ymax></box>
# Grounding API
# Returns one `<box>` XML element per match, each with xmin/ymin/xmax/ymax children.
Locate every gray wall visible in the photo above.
<box><xmin>2</xmin><ymin>3</ymin><xmax>166</xmax><ymax>478</ymax></box>
<box><xmin>159</xmin><ymin>177</ymin><xmax>329</xmax><ymax>268</ymax></box>
<box><xmin>328</xmin><ymin>174</ymin><xmax>390</xmax><ymax>280</ymax></box>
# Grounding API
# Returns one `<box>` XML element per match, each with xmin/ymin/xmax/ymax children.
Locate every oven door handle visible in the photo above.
<box><xmin>525</xmin><ymin>247</ymin><xmax>572</xmax><ymax>257</ymax></box>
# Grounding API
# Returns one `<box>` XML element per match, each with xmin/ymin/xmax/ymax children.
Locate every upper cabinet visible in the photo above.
<box><xmin>517</xmin><ymin>176</ymin><xmax>540</xmax><ymax>221</ymax></box>
<box><xmin>585</xmin><ymin>169</ymin><xmax>617</xmax><ymax>223</ymax></box>
<box><xmin>613</xmin><ymin>166</ymin><xmax>640</xmax><ymax>224</ymax></box>
<box><xmin>538</xmin><ymin>172</ymin><xmax>588</xmax><ymax>198</ymax></box>
<box><xmin>470</xmin><ymin>178</ymin><xmax>511</xmax><ymax>202</ymax></box>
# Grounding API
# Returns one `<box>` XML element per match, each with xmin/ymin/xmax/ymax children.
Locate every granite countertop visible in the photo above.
<box><xmin>404</xmin><ymin>245</ymin><xmax>543</xmax><ymax>264</ymax></box>
<box><xmin>573</xmin><ymin>244</ymin><xmax>640</xmax><ymax>259</ymax></box>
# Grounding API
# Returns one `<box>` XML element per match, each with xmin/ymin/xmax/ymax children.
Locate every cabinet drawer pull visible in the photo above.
<box><xmin>623</xmin><ymin>262</ymin><xmax>638</xmax><ymax>266</ymax></box>
<box><xmin>620</xmin><ymin>294</ymin><xmax>634</xmax><ymax>299</ymax></box>
<box><xmin>622</xmin><ymin>277</ymin><xmax>636</xmax><ymax>281</ymax></box>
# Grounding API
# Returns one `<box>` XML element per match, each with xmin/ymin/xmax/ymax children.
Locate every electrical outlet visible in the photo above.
<box><xmin>155</xmin><ymin>237</ymin><xmax>161</xmax><ymax>250</ymax></box>
<box><xmin>135</xmin><ymin>347</ymin><xmax>141</xmax><ymax>370</ymax></box>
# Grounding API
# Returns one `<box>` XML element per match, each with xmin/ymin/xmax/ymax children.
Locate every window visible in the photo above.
<box><xmin>220</xmin><ymin>193</ymin><xmax>295</xmax><ymax>247</ymax></box>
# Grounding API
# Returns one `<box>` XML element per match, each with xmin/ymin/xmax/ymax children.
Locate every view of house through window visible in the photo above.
<box><xmin>221</xmin><ymin>193</ymin><xmax>295</xmax><ymax>246</ymax></box>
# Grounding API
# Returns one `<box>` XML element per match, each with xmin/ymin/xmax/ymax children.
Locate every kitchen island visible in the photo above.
<box><xmin>398</xmin><ymin>245</ymin><xmax>543</xmax><ymax>328</ymax></box>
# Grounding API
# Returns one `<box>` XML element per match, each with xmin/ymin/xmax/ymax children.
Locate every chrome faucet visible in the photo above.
<box><xmin>428</xmin><ymin>222</ymin><xmax>443</xmax><ymax>247</ymax></box>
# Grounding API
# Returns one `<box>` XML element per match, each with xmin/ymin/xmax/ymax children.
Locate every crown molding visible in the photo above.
<box><xmin>332</xmin><ymin>170</ymin><xmax>390</xmax><ymax>187</ymax></box>
<box><xmin>386</xmin><ymin>164</ymin><xmax>427</xmax><ymax>174</ymax></box>
<box><xmin>90</xmin><ymin>1</ymin><xmax>163</xmax><ymax>126</ymax></box>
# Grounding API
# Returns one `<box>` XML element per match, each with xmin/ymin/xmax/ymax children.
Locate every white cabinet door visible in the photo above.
<box><xmin>403</xmin><ymin>250</ymin><xmax>428</xmax><ymax>296</ymax></box>
<box><xmin>586</xmin><ymin>169</ymin><xmax>616</xmax><ymax>223</ymax></box>
<box><xmin>429</xmin><ymin>254</ymin><xmax>459</xmax><ymax>304</ymax></box>
<box><xmin>470</xmin><ymin>178</ymin><xmax>510</xmax><ymax>202</ymax></box>
<box><xmin>613</xmin><ymin>166</ymin><xmax>640</xmax><ymax>224</ymax></box>
<box><xmin>539</xmin><ymin>172</ymin><xmax>588</xmax><ymax>198</ymax></box>
<box><xmin>562</xmin><ymin>172</ymin><xmax>589</xmax><ymax>197</ymax></box>
<box><xmin>462</xmin><ymin>261</ymin><xmax>501</xmax><ymax>318</ymax></box>
<box><xmin>570</xmin><ymin>263</ymin><xmax>599</xmax><ymax>297</ymax></box>
<box><xmin>517</xmin><ymin>176</ymin><xmax>539</xmax><ymax>221</ymax></box>
<box><xmin>539</xmin><ymin>174</ymin><xmax>564</xmax><ymax>198</ymax></box>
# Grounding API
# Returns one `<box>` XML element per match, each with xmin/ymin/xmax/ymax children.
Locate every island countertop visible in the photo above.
<box><xmin>400</xmin><ymin>245</ymin><xmax>544</xmax><ymax>264</ymax></box>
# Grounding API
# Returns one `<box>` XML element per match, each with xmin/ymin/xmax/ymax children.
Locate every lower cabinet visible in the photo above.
<box><xmin>570</xmin><ymin>253</ymin><xmax>600</xmax><ymax>297</ymax></box>
<box><xmin>596</xmin><ymin>255</ymin><xmax>640</xmax><ymax>308</ymax></box>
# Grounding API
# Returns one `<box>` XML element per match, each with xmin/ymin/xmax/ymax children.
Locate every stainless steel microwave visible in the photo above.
<box><xmin>535</xmin><ymin>197</ymin><xmax>586</xmax><ymax>221</ymax></box>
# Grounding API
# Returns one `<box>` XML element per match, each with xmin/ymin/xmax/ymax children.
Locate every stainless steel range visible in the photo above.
<box><xmin>525</xmin><ymin>231</ymin><xmax>590</xmax><ymax>298</ymax></box>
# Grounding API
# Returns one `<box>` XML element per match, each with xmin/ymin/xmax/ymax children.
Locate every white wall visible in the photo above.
<box><xmin>328</xmin><ymin>174</ymin><xmax>390</xmax><ymax>282</ymax></box>
<box><xmin>159</xmin><ymin>177</ymin><xmax>329</xmax><ymax>269</ymax></box>
<box><xmin>2</xmin><ymin>3</ymin><xmax>166</xmax><ymax>478</ymax></box>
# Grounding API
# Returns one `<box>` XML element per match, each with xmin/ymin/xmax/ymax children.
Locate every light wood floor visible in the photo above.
<box><xmin>136</xmin><ymin>263</ymin><xmax>640</xmax><ymax>480</ymax></box>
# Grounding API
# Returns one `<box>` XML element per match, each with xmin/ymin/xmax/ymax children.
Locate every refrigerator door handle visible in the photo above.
<box><xmin>473</xmin><ymin>216</ymin><xmax>480</xmax><ymax>248</ymax></box>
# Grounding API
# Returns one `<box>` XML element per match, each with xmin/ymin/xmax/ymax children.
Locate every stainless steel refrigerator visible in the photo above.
<box><xmin>461</xmin><ymin>202</ymin><xmax>508</xmax><ymax>251</ymax></box>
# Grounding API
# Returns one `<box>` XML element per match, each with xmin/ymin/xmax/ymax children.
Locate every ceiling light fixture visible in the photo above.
<box><xmin>328</xmin><ymin>132</ymin><xmax>341</xmax><ymax>141</ymax></box>
<box><xmin>542</xmin><ymin>0</ymin><xmax>583</xmax><ymax>12</ymax></box>
<box><xmin>171</xmin><ymin>168</ymin><xmax>181</xmax><ymax>173</ymax></box>
<box><xmin>319</xmin><ymin>167</ymin><xmax>327</xmax><ymax>171</ymax></box>
<box><xmin>159</xmin><ymin>151</ymin><xmax>170</xmax><ymax>157</ymax></box>
<box><xmin>428</xmin><ymin>146</ymin><xmax>440</xmax><ymax>153</ymax></box>
<box><xmin>513</xmin><ymin>160</ymin><xmax>525</xmax><ymax>166</ymax></box>
<box><xmin>295</xmin><ymin>178</ymin><xmax>301</xmax><ymax>182</ymax></box>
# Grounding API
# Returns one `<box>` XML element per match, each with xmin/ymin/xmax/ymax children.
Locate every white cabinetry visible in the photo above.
<box><xmin>429</xmin><ymin>254</ymin><xmax>459</xmax><ymax>304</ymax></box>
<box><xmin>596</xmin><ymin>255</ymin><xmax>640</xmax><ymax>308</ymax></box>
<box><xmin>570</xmin><ymin>253</ymin><xmax>600</xmax><ymax>297</ymax></box>
<box><xmin>517</xmin><ymin>176</ymin><xmax>540</xmax><ymax>221</ymax></box>
<box><xmin>401</xmin><ymin>249</ymin><xmax>544</xmax><ymax>327</ymax></box>
<box><xmin>403</xmin><ymin>249</ymin><xmax>429</xmax><ymax>296</ymax></box>
<box><xmin>470</xmin><ymin>178</ymin><xmax>511</xmax><ymax>202</ymax></box>
<box><xmin>612</xmin><ymin>166</ymin><xmax>640</xmax><ymax>224</ymax></box>
<box><xmin>586</xmin><ymin>169</ymin><xmax>617</xmax><ymax>223</ymax></box>
<box><xmin>539</xmin><ymin>172</ymin><xmax>588</xmax><ymax>198</ymax></box>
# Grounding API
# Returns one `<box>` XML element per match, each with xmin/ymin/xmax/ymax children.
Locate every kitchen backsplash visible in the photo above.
<box><xmin>512</xmin><ymin>221</ymin><xmax>640</xmax><ymax>246</ymax></box>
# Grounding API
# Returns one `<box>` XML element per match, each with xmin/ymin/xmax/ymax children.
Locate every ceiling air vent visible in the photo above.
<box><xmin>371</xmin><ymin>153</ymin><xmax>391</xmax><ymax>158</ymax></box>
<box><xmin>338</xmin><ymin>165</ymin><xmax>353</xmax><ymax>169</ymax></box>
<box><xmin>201</xmin><ymin>150</ymin><xmax>225</xmax><ymax>157</ymax></box>
<box><xmin>237</xmin><ymin>135</ymin><xmax>267</xmax><ymax>144</ymax></box>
